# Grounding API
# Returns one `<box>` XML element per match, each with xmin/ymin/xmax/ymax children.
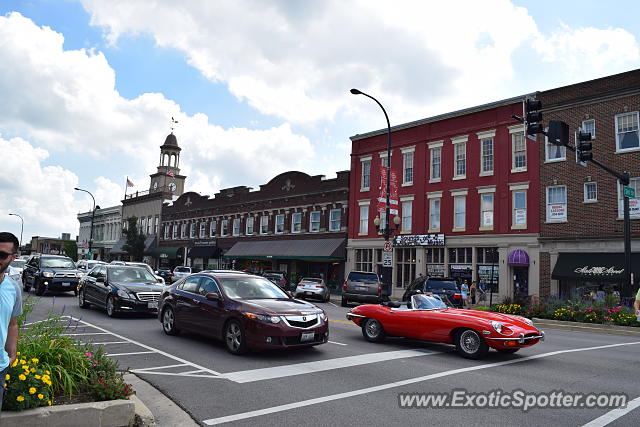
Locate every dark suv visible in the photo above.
<box><xmin>341</xmin><ymin>271</ymin><xmax>386</xmax><ymax>306</ymax></box>
<box><xmin>22</xmin><ymin>254</ymin><xmax>82</xmax><ymax>296</ymax></box>
<box><xmin>401</xmin><ymin>277</ymin><xmax>462</xmax><ymax>307</ymax></box>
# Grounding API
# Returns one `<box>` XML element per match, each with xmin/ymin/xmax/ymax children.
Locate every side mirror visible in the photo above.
<box><xmin>205</xmin><ymin>292</ymin><xmax>220</xmax><ymax>301</ymax></box>
<box><xmin>96</xmin><ymin>276</ymin><xmax>105</xmax><ymax>283</ymax></box>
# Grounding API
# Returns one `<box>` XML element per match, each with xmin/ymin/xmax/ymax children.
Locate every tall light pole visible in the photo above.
<box><xmin>75</xmin><ymin>187</ymin><xmax>96</xmax><ymax>260</ymax></box>
<box><xmin>8</xmin><ymin>213</ymin><xmax>23</xmax><ymax>250</ymax></box>
<box><xmin>350</xmin><ymin>88</ymin><xmax>399</xmax><ymax>294</ymax></box>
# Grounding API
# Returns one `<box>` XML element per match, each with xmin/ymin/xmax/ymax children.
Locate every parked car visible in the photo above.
<box><xmin>262</xmin><ymin>271</ymin><xmax>288</xmax><ymax>290</ymax></box>
<box><xmin>158</xmin><ymin>272</ymin><xmax>328</xmax><ymax>354</ymax></box>
<box><xmin>78</xmin><ymin>265</ymin><xmax>164</xmax><ymax>317</ymax></box>
<box><xmin>8</xmin><ymin>259</ymin><xmax>26</xmax><ymax>282</ymax></box>
<box><xmin>125</xmin><ymin>262</ymin><xmax>165</xmax><ymax>285</ymax></box>
<box><xmin>22</xmin><ymin>254</ymin><xmax>83</xmax><ymax>296</ymax></box>
<box><xmin>294</xmin><ymin>277</ymin><xmax>330</xmax><ymax>302</ymax></box>
<box><xmin>341</xmin><ymin>271</ymin><xmax>387</xmax><ymax>306</ymax></box>
<box><xmin>402</xmin><ymin>277</ymin><xmax>463</xmax><ymax>308</ymax></box>
<box><xmin>172</xmin><ymin>266</ymin><xmax>192</xmax><ymax>283</ymax></box>
<box><xmin>346</xmin><ymin>294</ymin><xmax>545</xmax><ymax>359</ymax></box>
<box><xmin>109</xmin><ymin>261</ymin><xmax>127</xmax><ymax>265</ymax></box>
<box><xmin>77</xmin><ymin>259</ymin><xmax>106</xmax><ymax>273</ymax></box>
<box><xmin>156</xmin><ymin>269</ymin><xmax>174</xmax><ymax>283</ymax></box>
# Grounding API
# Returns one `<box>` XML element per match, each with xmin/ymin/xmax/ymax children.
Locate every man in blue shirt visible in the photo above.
<box><xmin>0</xmin><ymin>232</ymin><xmax>22</xmax><ymax>410</ymax></box>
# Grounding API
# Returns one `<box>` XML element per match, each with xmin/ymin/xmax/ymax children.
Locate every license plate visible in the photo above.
<box><xmin>148</xmin><ymin>302</ymin><xmax>158</xmax><ymax>309</ymax></box>
<box><xmin>305</xmin><ymin>292</ymin><xmax>313</xmax><ymax>296</ymax></box>
<box><xmin>357</xmin><ymin>286</ymin><xmax>367</xmax><ymax>291</ymax></box>
<box><xmin>62</xmin><ymin>282</ymin><xmax>70</xmax><ymax>287</ymax></box>
<box><xmin>301</xmin><ymin>332</ymin><xmax>315</xmax><ymax>342</ymax></box>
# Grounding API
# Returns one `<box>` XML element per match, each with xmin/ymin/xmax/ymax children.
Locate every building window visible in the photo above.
<box><xmin>512</xmin><ymin>131</ymin><xmax>527</xmax><ymax>170</ymax></box>
<box><xmin>546</xmin><ymin>185</ymin><xmax>567</xmax><ymax>222</ymax></box>
<box><xmin>584</xmin><ymin>182</ymin><xmax>597</xmax><ymax>203</ymax></box>
<box><xmin>209</xmin><ymin>220</ymin><xmax>217</xmax><ymax>237</ymax></box>
<box><xmin>429</xmin><ymin>198</ymin><xmax>440</xmax><ymax>231</ymax></box>
<box><xmin>189</xmin><ymin>223</ymin><xmax>196</xmax><ymax>238</ymax></box>
<box><xmin>172</xmin><ymin>224</ymin><xmax>178</xmax><ymax>240</ymax></box>
<box><xmin>154</xmin><ymin>216</ymin><xmax>158</xmax><ymax>234</ymax></box>
<box><xmin>545</xmin><ymin>129</ymin><xmax>566</xmax><ymax>162</ymax></box>
<box><xmin>454</xmin><ymin>142</ymin><xmax>466</xmax><ymax>178</ymax></box>
<box><xmin>355</xmin><ymin>249</ymin><xmax>373</xmax><ymax>272</ymax></box>
<box><xmin>430</xmin><ymin>146</ymin><xmax>441</xmax><ymax>181</ymax></box>
<box><xmin>513</xmin><ymin>191</ymin><xmax>527</xmax><ymax>227</ymax></box>
<box><xmin>480</xmin><ymin>194</ymin><xmax>494</xmax><ymax>229</ymax></box>
<box><xmin>164</xmin><ymin>225</ymin><xmax>169</xmax><ymax>240</ymax></box>
<box><xmin>449</xmin><ymin>247</ymin><xmax>473</xmax><ymax>264</ymax></box>
<box><xmin>275</xmin><ymin>214</ymin><xmax>285</xmax><ymax>234</ymax></box>
<box><xmin>141</xmin><ymin>217</ymin><xmax>146</xmax><ymax>235</ymax></box>
<box><xmin>582</xmin><ymin>119</ymin><xmax>596</xmax><ymax>140</ymax></box>
<box><xmin>329</xmin><ymin>209</ymin><xmax>341</xmax><ymax>231</ymax></box>
<box><xmin>618</xmin><ymin>178</ymin><xmax>640</xmax><ymax>218</ymax></box>
<box><xmin>359</xmin><ymin>205</ymin><xmax>369</xmax><ymax>234</ymax></box>
<box><xmin>260</xmin><ymin>216</ymin><xmax>268</xmax><ymax>235</ymax></box>
<box><xmin>232</xmin><ymin>218</ymin><xmax>240</xmax><ymax>236</ymax></box>
<box><xmin>396</xmin><ymin>248</ymin><xmax>416</xmax><ymax>288</ymax></box>
<box><xmin>454</xmin><ymin>196</ymin><xmax>466</xmax><ymax>230</ymax></box>
<box><xmin>310</xmin><ymin>211</ymin><xmax>321</xmax><ymax>232</ymax></box>
<box><xmin>221</xmin><ymin>219</ymin><xmax>228</xmax><ymax>236</ymax></box>
<box><xmin>361</xmin><ymin>159</ymin><xmax>371</xmax><ymax>190</ymax></box>
<box><xmin>481</xmin><ymin>138</ymin><xmax>493</xmax><ymax>174</ymax></box>
<box><xmin>402</xmin><ymin>151</ymin><xmax>414</xmax><ymax>185</ymax></box>
<box><xmin>181</xmin><ymin>223</ymin><xmax>187</xmax><ymax>239</ymax></box>
<box><xmin>615</xmin><ymin>112</ymin><xmax>639</xmax><ymax>151</ymax></box>
<box><xmin>246</xmin><ymin>217</ymin><xmax>254</xmax><ymax>235</ymax></box>
<box><xmin>401</xmin><ymin>201</ymin><xmax>412</xmax><ymax>232</ymax></box>
<box><xmin>291</xmin><ymin>213</ymin><xmax>302</xmax><ymax>233</ymax></box>
<box><xmin>380</xmin><ymin>153</ymin><xmax>390</xmax><ymax>168</ymax></box>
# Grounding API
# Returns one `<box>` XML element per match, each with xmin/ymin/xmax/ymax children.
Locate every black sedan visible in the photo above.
<box><xmin>78</xmin><ymin>265</ymin><xmax>164</xmax><ymax>317</ymax></box>
<box><xmin>158</xmin><ymin>272</ymin><xmax>329</xmax><ymax>355</ymax></box>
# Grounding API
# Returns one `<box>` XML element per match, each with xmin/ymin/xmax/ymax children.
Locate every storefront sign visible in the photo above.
<box><xmin>194</xmin><ymin>239</ymin><xmax>216</xmax><ymax>247</ymax></box>
<box><xmin>393</xmin><ymin>234</ymin><xmax>445</xmax><ymax>247</ymax></box>
<box><xmin>482</xmin><ymin>212</ymin><xmax>493</xmax><ymax>227</ymax></box>
<box><xmin>477</xmin><ymin>265</ymin><xmax>499</xmax><ymax>284</ymax></box>
<box><xmin>574</xmin><ymin>266</ymin><xmax>624</xmax><ymax>276</ymax></box>
<box><xmin>549</xmin><ymin>203</ymin><xmax>566</xmax><ymax>220</ymax></box>
<box><xmin>426</xmin><ymin>265</ymin><xmax>445</xmax><ymax>277</ymax></box>
<box><xmin>514</xmin><ymin>209</ymin><xmax>527</xmax><ymax>225</ymax></box>
<box><xmin>629</xmin><ymin>198</ymin><xmax>640</xmax><ymax>216</ymax></box>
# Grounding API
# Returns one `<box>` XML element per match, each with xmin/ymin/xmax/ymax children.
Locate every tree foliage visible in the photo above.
<box><xmin>122</xmin><ymin>217</ymin><xmax>145</xmax><ymax>261</ymax></box>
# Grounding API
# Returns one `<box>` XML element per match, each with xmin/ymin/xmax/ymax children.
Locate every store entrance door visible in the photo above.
<box><xmin>513</xmin><ymin>267</ymin><xmax>529</xmax><ymax>299</ymax></box>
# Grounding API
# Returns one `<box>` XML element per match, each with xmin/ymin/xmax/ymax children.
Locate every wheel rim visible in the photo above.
<box><xmin>79</xmin><ymin>290</ymin><xmax>84</xmax><ymax>306</ymax></box>
<box><xmin>365</xmin><ymin>319</ymin><xmax>380</xmax><ymax>338</ymax></box>
<box><xmin>226</xmin><ymin>323</ymin><xmax>242</xmax><ymax>351</ymax></box>
<box><xmin>460</xmin><ymin>330</ymin><xmax>480</xmax><ymax>354</ymax></box>
<box><xmin>106</xmin><ymin>297</ymin><xmax>114</xmax><ymax>315</ymax></box>
<box><xmin>163</xmin><ymin>309</ymin><xmax>174</xmax><ymax>331</ymax></box>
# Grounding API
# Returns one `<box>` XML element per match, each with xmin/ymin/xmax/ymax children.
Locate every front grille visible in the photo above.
<box><xmin>284</xmin><ymin>315</ymin><xmax>319</xmax><ymax>329</ymax></box>
<box><xmin>136</xmin><ymin>292</ymin><xmax>161</xmax><ymax>302</ymax></box>
<box><xmin>283</xmin><ymin>334</ymin><xmax>321</xmax><ymax>345</ymax></box>
<box><xmin>54</xmin><ymin>272</ymin><xmax>77</xmax><ymax>278</ymax></box>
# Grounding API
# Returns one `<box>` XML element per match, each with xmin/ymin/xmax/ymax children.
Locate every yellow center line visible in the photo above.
<box><xmin>329</xmin><ymin>319</ymin><xmax>356</xmax><ymax>325</ymax></box>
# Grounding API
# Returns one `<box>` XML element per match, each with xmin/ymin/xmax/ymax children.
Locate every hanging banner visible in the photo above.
<box><xmin>377</xmin><ymin>166</ymin><xmax>399</xmax><ymax>215</ymax></box>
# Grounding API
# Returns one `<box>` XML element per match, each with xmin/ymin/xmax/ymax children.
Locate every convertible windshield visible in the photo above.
<box><xmin>107</xmin><ymin>267</ymin><xmax>158</xmax><ymax>283</ymax></box>
<box><xmin>411</xmin><ymin>294</ymin><xmax>449</xmax><ymax>310</ymax></box>
<box><xmin>10</xmin><ymin>260</ymin><xmax>26</xmax><ymax>268</ymax></box>
<box><xmin>41</xmin><ymin>258</ymin><xmax>76</xmax><ymax>269</ymax></box>
<box><xmin>218</xmin><ymin>277</ymin><xmax>289</xmax><ymax>300</ymax></box>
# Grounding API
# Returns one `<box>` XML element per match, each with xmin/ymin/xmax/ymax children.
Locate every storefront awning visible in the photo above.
<box><xmin>109</xmin><ymin>238</ymin><xmax>127</xmax><ymax>255</ymax></box>
<box><xmin>508</xmin><ymin>249</ymin><xmax>529</xmax><ymax>266</ymax></box>
<box><xmin>551</xmin><ymin>252</ymin><xmax>640</xmax><ymax>281</ymax></box>
<box><xmin>224</xmin><ymin>238</ymin><xmax>346</xmax><ymax>261</ymax></box>
<box><xmin>110</xmin><ymin>237</ymin><xmax>156</xmax><ymax>255</ymax></box>
<box><xmin>188</xmin><ymin>246</ymin><xmax>221</xmax><ymax>258</ymax></box>
<box><xmin>147</xmin><ymin>246</ymin><xmax>181</xmax><ymax>260</ymax></box>
<box><xmin>142</xmin><ymin>237</ymin><xmax>157</xmax><ymax>255</ymax></box>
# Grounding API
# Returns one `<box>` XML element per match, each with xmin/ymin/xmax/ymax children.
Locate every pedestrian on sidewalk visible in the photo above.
<box><xmin>470</xmin><ymin>281</ymin><xmax>478</xmax><ymax>306</ymax></box>
<box><xmin>634</xmin><ymin>287</ymin><xmax>640</xmax><ymax>319</ymax></box>
<box><xmin>460</xmin><ymin>280</ymin><xmax>469</xmax><ymax>307</ymax></box>
<box><xmin>0</xmin><ymin>232</ymin><xmax>23</xmax><ymax>411</ymax></box>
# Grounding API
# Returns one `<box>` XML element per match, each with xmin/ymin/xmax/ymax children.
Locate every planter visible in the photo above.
<box><xmin>1</xmin><ymin>398</ymin><xmax>135</xmax><ymax>427</ymax></box>
<box><xmin>532</xmin><ymin>318</ymin><xmax>640</xmax><ymax>337</ymax></box>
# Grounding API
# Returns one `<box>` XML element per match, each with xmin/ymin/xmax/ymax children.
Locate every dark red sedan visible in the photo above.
<box><xmin>158</xmin><ymin>272</ymin><xmax>329</xmax><ymax>354</ymax></box>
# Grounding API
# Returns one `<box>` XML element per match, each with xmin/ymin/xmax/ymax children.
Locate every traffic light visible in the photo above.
<box><xmin>524</xmin><ymin>99</ymin><xmax>544</xmax><ymax>136</ymax></box>
<box><xmin>576</xmin><ymin>131</ymin><xmax>593</xmax><ymax>162</ymax></box>
<box><xmin>547</xmin><ymin>120</ymin><xmax>569</xmax><ymax>146</ymax></box>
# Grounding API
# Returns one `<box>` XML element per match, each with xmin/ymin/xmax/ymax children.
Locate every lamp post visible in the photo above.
<box><xmin>8</xmin><ymin>213</ymin><xmax>23</xmax><ymax>251</ymax></box>
<box><xmin>351</xmin><ymin>88</ymin><xmax>399</xmax><ymax>293</ymax></box>
<box><xmin>75</xmin><ymin>187</ymin><xmax>96</xmax><ymax>260</ymax></box>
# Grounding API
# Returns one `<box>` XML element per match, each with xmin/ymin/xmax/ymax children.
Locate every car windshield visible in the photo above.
<box><xmin>349</xmin><ymin>272</ymin><xmax>378</xmax><ymax>283</ymax></box>
<box><xmin>10</xmin><ymin>260</ymin><xmax>26</xmax><ymax>268</ymax></box>
<box><xmin>426</xmin><ymin>280</ymin><xmax>458</xmax><ymax>291</ymax></box>
<box><xmin>175</xmin><ymin>267</ymin><xmax>190</xmax><ymax>273</ymax></box>
<box><xmin>218</xmin><ymin>277</ymin><xmax>289</xmax><ymax>300</ymax></box>
<box><xmin>41</xmin><ymin>257</ymin><xmax>76</xmax><ymax>269</ymax></box>
<box><xmin>411</xmin><ymin>294</ymin><xmax>450</xmax><ymax>310</ymax></box>
<box><xmin>107</xmin><ymin>267</ymin><xmax>157</xmax><ymax>283</ymax></box>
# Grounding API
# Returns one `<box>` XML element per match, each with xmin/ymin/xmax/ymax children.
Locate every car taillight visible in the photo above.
<box><xmin>453</xmin><ymin>293</ymin><xmax>461</xmax><ymax>299</ymax></box>
<box><xmin>377</xmin><ymin>283</ymin><xmax>382</xmax><ymax>295</ymax></box>
<box><xmin>343</xmin><ymin>280</ymin><xmax>347</xmax><ymax>291</ymax></box>
<box><xmin>280</xmin><ymin>278</ymin><xmax>286</xmax><ymax>284</ymax></box>
<box><xmin>297</xmin><ymin>284</ymin><xmax>303</xmax><ymax>287</ymax></box>
<box><xmin>315</xmin><ymin>285</ymin><xmax>325</xmax><ymax>289</ymax></box>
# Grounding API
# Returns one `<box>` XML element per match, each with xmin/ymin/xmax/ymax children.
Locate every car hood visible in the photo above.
<box><xmin>44</xmin><ymin>268</ymin><xmax>81</xmax><ymax>274</ymax></box>
<box><xmin>440</xmin><ymin>308</ymin><xmax>536</xmax><ymax>328</ymax></box>
<box><xmin>112</xmin><ymin>282</ymin><xmax>164</xmax><ymax>293</ymax></box>
<box><xmin>240</xmin><ymin>299</ymin><xmax>320</xmax><ymax>315</ymax></box>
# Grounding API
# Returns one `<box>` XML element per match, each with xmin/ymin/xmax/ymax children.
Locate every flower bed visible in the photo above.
<box><xmin>2</xmin><ymin>297</ymin><xmax>134</xmax><ymax>412</ymax></box>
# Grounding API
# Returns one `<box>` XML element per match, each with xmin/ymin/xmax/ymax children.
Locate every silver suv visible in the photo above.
<box><xmin>172</xmin><ymin>266</ymin><xmax>192</xmax><ymax>283</ymax></box>
<box><xmin>341</xmin><ymin>271</ymin><xmax>386</xmax><ymax>306</ymax></box>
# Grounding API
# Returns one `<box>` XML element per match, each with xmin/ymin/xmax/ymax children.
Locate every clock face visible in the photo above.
<box><xmin>169</xmin><ymin>182</ymin><xmax>177</xmax><ymax>192</ymax></box>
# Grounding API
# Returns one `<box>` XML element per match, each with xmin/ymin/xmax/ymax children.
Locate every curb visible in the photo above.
<box><xmin>532</xmin><ymin>318</ymin><xmax>640</xmax><ymax>337</ymax></box>
<box><xmin>129</xmin><ymin>394</ymin><xmax>155</xmax><ymax>427</ymax></box>
<box><xmin>0</xmin><ymin>399</ymin><xmax>134</xmax><ymax>427</ymax></box>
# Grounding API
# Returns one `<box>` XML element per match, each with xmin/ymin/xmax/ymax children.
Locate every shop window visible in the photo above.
<box><xmin>395</xmin><ymin>248</ymin><xmax>416</xmax><ymax>288</ymax></box>
<box><xmin>355</xmin><ymin>249</ymin><xmax>374</xmax><ymax>272</ymax></box>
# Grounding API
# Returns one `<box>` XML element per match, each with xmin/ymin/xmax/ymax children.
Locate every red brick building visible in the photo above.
<box><xmin>348</xmin><ymin>97</ymin><xmax>540</xmax><ymax>300</ymax></box>
<box><xmin>536</xmin><ymin>69</ymin><xmax>640</xmax><ymax>300</ymax></box>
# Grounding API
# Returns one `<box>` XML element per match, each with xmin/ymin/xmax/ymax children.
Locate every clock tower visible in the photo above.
<box><xmin>149</xmin><ymin>132</ymin><xmax>186</xmax><ymax>198</ymax></box>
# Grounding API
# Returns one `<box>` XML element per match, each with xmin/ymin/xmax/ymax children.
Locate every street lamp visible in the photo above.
<box><xmin>8</xmin><ymin>213</ymin><xmax>23</xmax><ymax>251</ymax></box>
<box><xmin>75</xmin><ymin>187</ymin><xmax>96</xmax><ymax>260</ymax></box>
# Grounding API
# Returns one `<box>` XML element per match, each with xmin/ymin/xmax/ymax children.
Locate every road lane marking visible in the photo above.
<box><xmin>130</xmin><ymin>370</ymin><xmax>221</xmax><ymax>379</ymax></box>
<box><xmin>582</xmin><ymin>395</ymin><xmax>640</xmax><ymax>427</ymax></box>
<box><xmin>327</xmin><ymin>341</ymin><xmax>347</xmax><ymax>346</ymax></box>
<box><xmin>328</xmin><ymin>302</ymin><xmax>338</xmax><ymax>307</ymax></box>
<box><xmin>73</xmin><ymin>341</ymin><xmax>129</xmax><ymax>345</ymax></box>
<box><xmin>329</xmin><ymin>319</ymin><xmax>354</xmax><ymax>325</ymax></box>
<box><xmin>133</xmin><ymin>364</ymin><xmax>189</xmax><ymax>372</ymax></box>
<box><xmin>219</xmin><ymin>349</ymin><xmax>435</xmax><ymax>383</ymax></box>
<box><xmin>106</xmin><ymin>351</ymin><xmax>156</xmax><ymax>357</ymax></box>
<box><xmin>202</xmin><ymin>341</ymin><xmax>640</xmax><ymax>425</ymax></box>
<box><xmin>61</xmin><ymin>332</ymin><xmax>110</xmax><ymax>336</ymax></box>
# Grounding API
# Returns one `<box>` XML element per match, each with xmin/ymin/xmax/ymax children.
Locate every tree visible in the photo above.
<box><xmin>63</xmin><ymin>240</ymin><xmax>78</xmax><ymax>261</ymax></box>
<box><xmin>122</xmin><ymin>217</ymin><xmax>146</xmax><ymax>261</ymax></box>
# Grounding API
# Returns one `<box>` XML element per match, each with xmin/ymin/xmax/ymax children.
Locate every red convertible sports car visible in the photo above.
<box><xmin>346</xmin><ymin>294</ymin><xmax>544</xmax><ymax>359</ymax></box>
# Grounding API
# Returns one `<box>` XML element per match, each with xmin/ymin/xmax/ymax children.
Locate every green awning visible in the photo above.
<box><xmin>224</xmin><ymin>238</ymin><xmax>345</xmax><ymax>261</ymax></box>
<box><xmin>147</xmin><ymin>246</ymin><xmax>181</xmax><ymax>260</ymax></box>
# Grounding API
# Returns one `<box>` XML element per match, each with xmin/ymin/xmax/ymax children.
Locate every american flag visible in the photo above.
<box><xmin>126</xmin><ymin>177</ymin><xmax>134</xmax><ymax>187</ymax></box>
<box><xmin>167</xmin><ymin>171</ymin><xmax>175</xmax><ymax>177</ymax></box>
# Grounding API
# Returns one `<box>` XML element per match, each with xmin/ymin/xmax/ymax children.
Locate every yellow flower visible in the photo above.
<box><xmin>46</xmin><ymin>370</ymin><xmax>50</xmax><ymax>375</ymax></box>
<box><xmin>16</xmin><ymin>351</ymin><xmax>20</xmax><ymax>355</ymax></box>
<box><xmin>19</xmin><ymin>359</ymin><xmax>26</xmax><ymax>365</ymax></box>
<box><xmin>30</xmin><ymin>368</ymin><xmax>36</xmax><ymax>373</ymax></box>
<box><xmin>35</xmin><ymin>375</ymin><xmax>41</xmax><ymax>379</ymax></box>
<box><xmin>16</xmin><ymin>396</ymin><xmax>24</xmax><ymax>402</ymax></box>
<box><xmin>37</xmin><ymin>394</ymin><xmax>44</xmax><ymax>400</ymax></box>
<box><xmin>19</xmin><ymin>374</ymin><xmax>26</xmax><ymax>381</ymax></box>
<box><xmin>11</xmin><ymin>360</ymin><xmax>17</xmax><ymax>367</ymax></box>
<box><xmin>47</xmin><ymin>400</ymin><xmax>52</xmax><ymax>406</ymax></box>
<box><xmin>3</xmin><ymin>383</ymin><xmax>6</xmax><ymax>388</ymax></box>
<box><xmin>31</xmin><ymin>358</ymin><xmax>39</xmax><ymax>363</ymax></box>
<box><xmin>5</xmin><ymin>374</ymin><xmax>9</xmax><ymax>380</ymax></box>
<box><xmin>29</xmin><ymin>387</ymin><xmax>36</xmax><ymax>394</ymax></box>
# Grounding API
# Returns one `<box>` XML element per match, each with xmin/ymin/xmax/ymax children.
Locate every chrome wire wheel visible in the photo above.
<box><xmin>460</xmin><ymin>330</ymin><xmax>480</xmax><ymax>354</ymax></box>
<box><xmin>366</xmin><ymin>319</ymin><xmax>380</xmax><ymax>338</ymax></box>
<box><xmin>226</xmin><ymin>323</ymin><xmax>242</xmax><ymax>352</ymax></box>
<box><xmin>362</xmin><ymin>318</ymin><xmax>385</xmax><ymax>342</ymax></box>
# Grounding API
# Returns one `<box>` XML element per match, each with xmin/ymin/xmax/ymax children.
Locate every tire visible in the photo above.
<box><xmin>497</xmin><ymin>348</ymin><xmax>520</xmax><ymax>354</ymax></box>
<box><xmin>362</xmin><ymin>318</ymin><xmax>386</xmax><ymax>343</ymax></box>
<box><xmin>455</xmin><ymin>329</ymin><xmax>489</xmax><ymax>359</ymax></box>
<box><xmin>324</xmin><ymin>293</ymin><xmax>331</xmax><ymax>303</ymax></box>
<box><xmin>35</xmin><ymin>280</ymin><xmax>46</xmax><ymax>296</ymax></box>
<box><xmin>224</xmin><ymin>320</ymin><xmax>248</xmax><ymax>355</ymax></box>
<box><xmin>78</xmin><ymin>288</ymin><xmax>90</xmax><ymax>309</ymax></box>
<box><xmin>22</xmin><ymin>276</ymin><xmax>31</xmax><ymax>292</ymax></box>
<box><xmin>73</xmin><ymin>289</ymin><xmax>79</xmax><ymax>297</ymax></box>
<box><xmin>341</xmin><ymin>296</ymin><xmax>348</xmax><ymax>307</ymax></box>
<box><xmin>161</xmin><ymin>307</ymin><xmax>180</xmax><ymax>336</ymax></box>
<box><xmin>105</xmin><ymin>295</ymin><xmax>118</xmax><ymax>318</ymax></box>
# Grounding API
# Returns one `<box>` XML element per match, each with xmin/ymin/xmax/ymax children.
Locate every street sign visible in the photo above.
<box><xmin>382</xmin><ymin>251</ymin><xmax>392</xmax><ymax>267</ymax></box>
<box><xmin>383</xmin><ymin>241</ymin><xmax>392</xmax><ymax>252</ymax></box>
<box><xmin>623</xmin><ymin>186</ymin><xmax>635</xmax><ymax>198</ymax></box>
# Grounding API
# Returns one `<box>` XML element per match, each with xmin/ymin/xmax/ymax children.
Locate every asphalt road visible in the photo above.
<box><xmin>25</xmin><ymin>291</ymin><xmax>640</xmax><ymax>427</ymax></box>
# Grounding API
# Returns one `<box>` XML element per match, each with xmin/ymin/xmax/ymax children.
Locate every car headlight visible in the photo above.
<box><xmin>76</xmin><ymin>272</ymin><xmax>84</xmax><ymax>278</ymax></box>
<box><xmin>117</xmin><ymin>289</ymin><xmax>134</xmax><ymax>299</ymax></box>
<box><xmin>318</xmin><ymin>312</ymin><xmax>327</xmax><ymax>321</ymax></box>
<box><xmin>42</xmin><ymin>271</ymin><xmax>54</xmax><ymax>278</ymax></box>
<box><xmin>243</xmin><ymin>312</ymin><xmax>281</xmax><ymax>324</ymax></box>
<box><xmin>491</xmin><ymin>321</ymin><xmax>503</xmax><ymax>334</ymax></box>
<box><xmin>516</xmin><ymin>316</ymin><xmax>534</xmax><ymax>326</ymax></box>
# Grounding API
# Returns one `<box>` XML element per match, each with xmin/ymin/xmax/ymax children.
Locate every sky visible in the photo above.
<box><xmin>1</xmin><ymin>0</ymin><xmax>639</xmax><ymax>243</ymax></box>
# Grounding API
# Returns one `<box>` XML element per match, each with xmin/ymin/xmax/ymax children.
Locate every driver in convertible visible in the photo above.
<box><xmin>413</xmin><ymin>293</ymin><xmax>446</xmax><ymax>310</ymax></box>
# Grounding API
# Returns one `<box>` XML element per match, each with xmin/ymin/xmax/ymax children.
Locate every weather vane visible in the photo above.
<box><xmin>170</xmin><ymin>116</ymin><xmax>179</xmax><ymax>133</ymax></box>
